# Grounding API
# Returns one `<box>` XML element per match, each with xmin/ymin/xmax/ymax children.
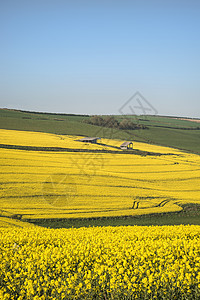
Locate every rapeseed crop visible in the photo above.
<box><xmin>0</xmin><ymin>129</ymin><xmax>120</xmax><ymax>150</ymax></box>
<box><xmin>1</xmin><ymin>225</ymin><xmax>200</xmax><ymax>299</ymax></box>
<box><xmin>0</xmin><ymin>129</ymin><xmax>200</xmax><ymax>219</ymax></box>
<box><xmin>1</xmin><ymin>129</ymin><xmax>200</xmax><ymax>299</ymax></box>
<box><xmin>0</xmin><ymin>217</ymin><xmax>35</xmax><ymax>228</ymax></box>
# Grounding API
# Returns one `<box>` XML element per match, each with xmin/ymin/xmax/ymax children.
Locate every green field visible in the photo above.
<box><xmin>0</xmin><ymin>108</ymin><xmax>200</xmax><ymax>154</ymax></box>
<box><xmin>28</xmin><ymin>204</ymin><xmax>200</xmax><ymax>228</ymax></box>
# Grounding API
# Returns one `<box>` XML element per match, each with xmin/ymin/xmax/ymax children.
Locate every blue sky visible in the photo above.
<box><xmin>1</xmin><ymin>0</ymin><xmax>200</xmax><ymax>117</ymax></box>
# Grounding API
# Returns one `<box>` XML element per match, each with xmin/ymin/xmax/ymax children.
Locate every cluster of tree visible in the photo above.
<box><xmin>84</xmin><ymin>116</ymin><xmax>148</xmax><ymax>130</ymax></box>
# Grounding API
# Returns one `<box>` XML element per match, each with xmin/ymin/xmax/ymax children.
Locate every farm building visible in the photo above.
<box><xmin>120</xmin><ymin>141</ymin><xmax>133</xmax><ymax>150</ymax></box>
<box><xmin>77</xmin><ymin>137</ymin><xmax>101</xmax><ymax>144</ymax></box>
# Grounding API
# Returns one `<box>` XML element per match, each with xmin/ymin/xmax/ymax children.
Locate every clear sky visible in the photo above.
<box><xmin>1</xmin><ymin>0</ymin><xmax>200</xmax><ymax>117</ymax></box>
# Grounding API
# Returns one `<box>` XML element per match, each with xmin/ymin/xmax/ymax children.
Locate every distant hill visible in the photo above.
<box><xmin>0</xmin><ymin>108</ymin><xmax>200</xmax><ymax>154</ymax></box>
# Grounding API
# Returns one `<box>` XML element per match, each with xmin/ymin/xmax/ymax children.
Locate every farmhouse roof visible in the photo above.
<box><xmin>77</xmin><ymin>137</ymin><xmax>101</xmax><ymax>142</ymax></box>
<box><xmin>120</xmin><ymin>141</ymin><xmax>133</xmax><ymax>147</ymax></box>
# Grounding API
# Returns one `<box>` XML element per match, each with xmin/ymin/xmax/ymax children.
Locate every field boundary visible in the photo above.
<box><xmin>18</xmin><ymin>203</ymin><xmax>200</xmax><ymax>228</ymax></box>
<box><xmin>0</xmin><ymin>143</ymin><xmax>175</xmax><ymax>156</ymax></box>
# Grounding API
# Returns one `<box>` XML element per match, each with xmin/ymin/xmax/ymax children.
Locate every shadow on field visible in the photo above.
<box><xmin>25</xmin><ymin>204</ymin><xmax>200</xmax><ymax>228</ymax></box>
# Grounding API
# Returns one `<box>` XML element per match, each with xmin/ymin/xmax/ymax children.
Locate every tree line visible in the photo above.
<box><xmin>84</xmin><ymin>116</ymin><xmax>148</xmax><ymax>130</ymax></box>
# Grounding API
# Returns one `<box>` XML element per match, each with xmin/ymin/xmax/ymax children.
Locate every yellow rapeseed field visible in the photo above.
<box><xmin>0</xmin><ymin>129</ymin><xmax>120</xmax><ymax>150</ymax></box>
<box><xmin>1</xmin><ymin>129</ymin><xmax>200</xmax><ymax>299</ymax></box>
<box><xmin>1</xmin><ymin>225</ymin><xmax>200</xmax><ymax>299</ymax></box>
<box><xmin>0</xmin><ymin>129</ymin><xmax>200</xmax><ymax>219</ymax></box>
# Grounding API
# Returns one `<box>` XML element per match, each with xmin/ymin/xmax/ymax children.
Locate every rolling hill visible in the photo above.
<box><xmin>0</xmin><ymin>108</ymin><xmax>200</xmax><ymax>154</ymax></box>
<box><xmin>0</xmin><ymin>108</ymin><xmax>200</xmax><ymax>227</ymax></box>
